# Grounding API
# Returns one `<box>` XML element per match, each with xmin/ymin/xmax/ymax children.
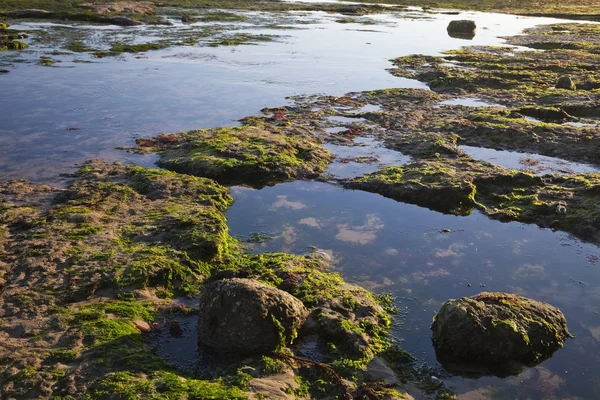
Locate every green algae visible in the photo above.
<box><xmin>209</xmin><ymin>33</ymin><xmax>274</xmax><ymax>47</ymax></box>
<box><xmin>136</xmin><ymin>125</ymin><xmax>332</xmax><ymax>188</ymax></box>
<box><xmin>345</xmin><ymin>158</ymin><xmax>486</xmax><ymax>215</ymax></box>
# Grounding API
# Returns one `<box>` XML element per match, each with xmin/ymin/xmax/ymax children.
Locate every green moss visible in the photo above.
<box><xmin>139</xmin><ymin>125</ymin><xmax>331</xmax><ymax>188</ymax></box>
<box><xmin>259</xmin><ymin>356</ymin><xmax>286</xmax><ymax>375</ymax></box>
<box><xmin>345</xmin><ymin>159</ymin><xmax>483</xmax><ymax>215</ymax></box>
<box><xmin>63</xmin><ymin>224</ymin><xmax>103</xmax><ymax>240</ymax></box>
<box><xmin>209</xmin><ymin>33</ymin><xmax>274</xmax><ymax>47</ymax></box>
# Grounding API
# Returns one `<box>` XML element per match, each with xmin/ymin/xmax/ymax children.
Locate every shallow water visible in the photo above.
<box><xmin>460</xmin><ymin>145</ymin><xmax>600</xmax><ymax>175</ymax></box>
<box><xmin>438</xmin><ymin>98</ymin><xmax>505</xmax><ymax>107</ymax></box>
<box><xmin>2</xmin><ymin>4</ymin><xmax>600</xmax><ymax>399</ymax></box>
<box><xmin>325</xmin><ymin>137</ymin><xmax>411</xmax><ymax>178</ymax></box>
<box><xmin>226</xmin><ymin>181</ymin><xmax>600</xmax><ymax>399</ymax></box>
<box><xmin>0</xmin><ymin>9</ymin><xmax>576</xmax><ymax>181</ymax></box>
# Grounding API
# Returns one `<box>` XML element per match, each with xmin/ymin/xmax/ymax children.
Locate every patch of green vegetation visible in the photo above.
<box><xmin>259</xmin><ymin>356</ymin><xmax>286</xmax><ymax>375</ymax></box>
<box><xmin>0</xmin><ymin>40</ymin><xmax>27</xmax><ymax>50</ymax></box>
<box><xmin>37</xmin><ymin>56</ymin><xmax>56</xmax><ymax>66</ymax></box>
<box><xmin>209</xmin><ymin>33</ymin><xmax>274</xmax><ymax>47</ymax></box>
<box><xmin>138</xmin><ymin>125</ymin><xmax>332</xmax><ymax>188</ymax></box>
<box><xmin>346</xmin><ymin>159</ymin><xmax>485</xmax><ymax>215</ymax></box>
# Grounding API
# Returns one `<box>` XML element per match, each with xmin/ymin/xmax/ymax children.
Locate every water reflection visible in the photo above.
<box><xmin>227</xmin><ymin>180</ymin><xmax>600</xmax><ymax>399</ymax></box>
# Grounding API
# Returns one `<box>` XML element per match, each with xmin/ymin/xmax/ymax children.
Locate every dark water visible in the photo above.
<box><xmin>226</xmin><ymin>181</ymin><xmax>600</xmax><ymax>399</ymax></box>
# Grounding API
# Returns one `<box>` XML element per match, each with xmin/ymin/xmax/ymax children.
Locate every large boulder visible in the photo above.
<box><xmin>447</xmin><ymin>20</ymin><xmax>476</xmax><ymax>40</ymax></box>
<box><xmin>431</xmin><ymin>292</ymin><xmax>570</xmax><ymax>367</ymax></box>
<box><xmin>197</xmin><ymin>278</ymin><xmax>309</xmax><ymax>354</ymax></box>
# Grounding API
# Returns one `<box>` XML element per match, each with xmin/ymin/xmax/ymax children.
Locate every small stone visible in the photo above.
<box><xmin>132</xmin><ymin>319</ymin><xmax>151</xmax><ymax>333</ymax></box>
<box><xmin>556</xmin><ymin>75</ymin><xmax>577</xmax><ymax>90</ymax></box>
<box><xmin>447</xmin><ymin>20</ymin><xmax>476</xmax><ymax>39</ymax></box>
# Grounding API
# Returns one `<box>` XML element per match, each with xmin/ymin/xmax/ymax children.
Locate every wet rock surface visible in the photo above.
<box><xmin>197</xmin><ymin>278</ymin><xmax>309</xmax><ymax>353</ymax></box>
<box><xmin>431</xmin><ymin>292</ymin><xmax>571</xmax><ymax>367</ymax></box>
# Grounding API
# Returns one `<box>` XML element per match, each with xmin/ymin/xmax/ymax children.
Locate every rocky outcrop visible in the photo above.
<box><xmin>431</xmin><ymin>292</ymin><xmax>571</xmax><ymax>367</ymax></box>
<box><xmin>197</xmin><ymin>278</ymin><xmax>309</xmax><ymax>354</ymax></box>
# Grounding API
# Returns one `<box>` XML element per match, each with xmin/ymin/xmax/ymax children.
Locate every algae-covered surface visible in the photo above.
<box><xmin>2</xmin><ymin>1</ymin><xmax>600</xmax><ymax>399</ymax></box>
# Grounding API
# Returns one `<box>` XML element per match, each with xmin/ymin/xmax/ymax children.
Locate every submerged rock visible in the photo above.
<box><xmin>447</xmin><ymin>20</ymin><xmax>476</xmax><ymax>39</ymax></box>
<box><xmin>431</xmin><ymin>292</ymin><xmax>570</xmax><ymax>367</ymax></box>
<box><xmin>197</xmin><ymin>278</ymin><xmax>309</xmax><ymax>354</ymax></box>
<box><xmin>556</xmin><ymin>75</ymin><xmax>577</xmax><ymax>90</ymax></box>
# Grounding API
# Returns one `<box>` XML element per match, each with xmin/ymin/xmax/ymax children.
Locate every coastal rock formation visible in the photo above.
<box><xmin>432</xmin><ymin>292</ymin><xmax>571</xmax><ymax>367</ymax></box>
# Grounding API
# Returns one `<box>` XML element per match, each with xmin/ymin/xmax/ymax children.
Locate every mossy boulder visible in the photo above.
<box><xmin>556</xmin><ymin>75</ymin><xmax>577</xmax><ymax>90</ymax></box>
<box><xmin>137</xmin><ymin>126</ymin><xmax>332</xmax><ymax>187</ymax></box>
<box><xmin>447</xmin><ymin>20</ymin><xmax>476</xmax><ymax>39</ymax></box>
<box><xmin>344</xmin><ymin>159</ymin><xmax>500</xmax><ymax>215</ymax></box>
<box><xmin>431</xmin><ymin>292</ymin><xmax>571</xmax><ymax>368</ymax></box>
<box><xmin>197</xmin><ymin>278</ymin><xmax>309</xmax><ymax>354</ymax></box>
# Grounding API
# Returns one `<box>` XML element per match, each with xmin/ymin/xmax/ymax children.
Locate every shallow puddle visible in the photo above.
<box><xmin>565</xmin><ymin>121</ymin><xmax>598</xmax><ymax>128</ymax></box>
<box><xmin>325</xmin><ymin>137</ymin><xmax>411</xmax><ymax>178</ymax></box>
<box><xmin>460</xmin><ymin>145</ymin><xmax>600</xmax><ymax>175</ymax></box>
<box><xmin>226</xmin><ymin>180</ymin><xmax>600</xmax><ymax>399</ymax></box>
<box><xmin>438</xmin><ymin>98</ymin><xmax>505</xmax><ymax>107</ymax></box>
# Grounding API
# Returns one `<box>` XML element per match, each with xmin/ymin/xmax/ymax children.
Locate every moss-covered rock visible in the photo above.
<box><xmin>197</xmin><ymin>278</ymin><xmax>309</xmax><ymax>354</ymax></box>
<box><xmin>136</xmin><ymin>126</ymin><xmax>332</xmax><ymax>187</ymax></box>
<box><xmin>432</xmin><ymin>292</ymin><xmax>571</xmax><ymax>368</ymax></box>
<box><xmin>344</xmin><ymin>158</ymin><xmax>501</xmax><ymax>215</ymax></box>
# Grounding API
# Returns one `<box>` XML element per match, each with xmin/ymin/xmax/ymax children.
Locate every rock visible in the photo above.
<box><xmin>447</xmin><ymin>20</ymin><xmax>476</xmax><ymax>39</ymax></box>
<box><xmin>364</xmin><ymin>356</ymin><xmax>399</xmax><ymax>385</ymax></box>
<box><xmin>132</xmin><ymin>319</ymin><xmax>151</xmax><ymax>333</ymax></box>
<box><xmin>197</xmin><ymin>278</ymin><xmax>309</xmax><ymax>354</ymax></box>
<box><xmin>431</xmin><ymin>292</ymin><xmax>571</xmax><ymax>367</ymax></box>
<box><xmin>7</xmin><ymin>9</ymin><xmax>50</xmax><ymax>18</ymax></box>
<box><xmin>246</xmin><ymin>370</ymin><xmax>298</xmax><ymax>400</ymax></box>
<box><xmin>78</xmin><ymin>2</ymin><xmax>156</xmax><ymax>15</ymax></box>
<box><xmin>556</xmin><ymin>75</ymin><xmax>577</xmax><ymax>90</ymax></box>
